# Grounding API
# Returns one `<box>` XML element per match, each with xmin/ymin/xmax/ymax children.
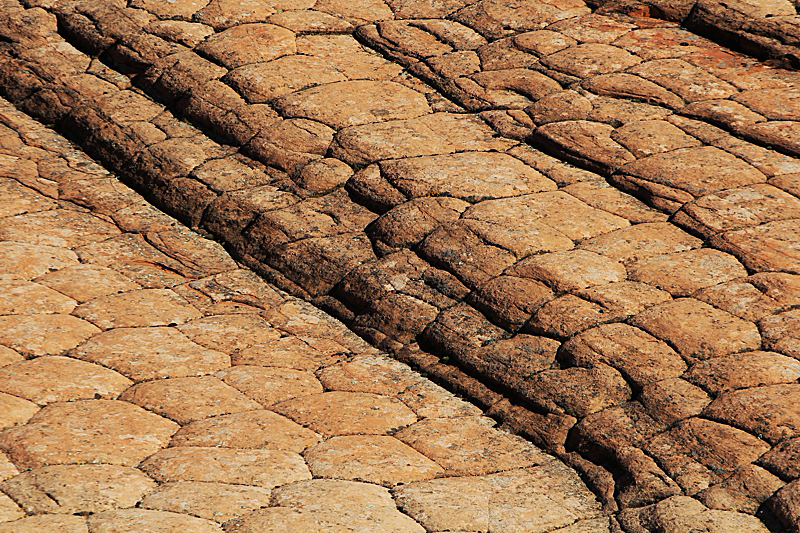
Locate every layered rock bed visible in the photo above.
<box><xmin>1</xmin><ymin>0</ymin><xmax>799</xmax><ymax>530</ymax></box>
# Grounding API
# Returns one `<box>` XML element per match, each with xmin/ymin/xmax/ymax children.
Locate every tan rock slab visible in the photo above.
<box><xmin>231</xmin><ymin>336</ymin><xmax>343</xmax><ymax>371</ymax></box>
<box><xmin>618</xmin><ymin>495</ymin><xmax>771</xmax><ymax>533</ymax></box>
<box><xmin>176</xmin><ymin>314</ymin><xmax>282</xmax><ymax>353</ymax></box>
<box><xmin>0</xmin><ymin>279</ymin><xmax>76</xmax><ymax>315</ymax></box>
<box><xmin>271</xmin><ymin>479</ymin><xmax>424</xmax><ymax>533</ymax></box>
<box><xmin>579</xmin><ymin>222</ymin><xmax>702</xmax><ymax>263</ymax></box>
<box><xmin>0</xmin><ymin>452</ymin><xmax>18</xmax><ymax>482</ymax></box>
<box><xmin>393</xmin><ymin>463</ymin><xmax>602</xmax><ymax>533</ymax></box>
<box><xmin>295</xmin><ymin>34</ymin><xmax>403</xmax><ymax>80</ymax></box>
<box><xmin>645</xmin><ymin>418</ymin><xmax>770</xmax><ymax>495</ymax></box>
<box><xmin>331</xmin><ymin>112</ymin><xmax>517</xmax><ymax>165</ymax></box>
<box><xmin>73</xmin><ymin>288</ymin><xmax>202</xmax><ymax>329</ymax></box>
<box><xmin>0</xmin><ymin>314</ymin><xmax>100</xmax><ymax>357</ymax></box>
<box><xmin>0</xmin><ymin>356</ymin><xmax>132</xmax><ymax>405</ymax></box>
<box><xmin>0</xmin><ymin>515</ymin><xmax>88</xmax><ymax>533</ymax></box>
<box><xmin>87</xmin><ymin>509</ymin><xmax>223</xmax><ymax>533</ymax></box>
<box><xmin>630</xmin><ymin>59</ymin><xmax>738</xmax><ymax>102</ymax></box>
<box><xmin>620</xmin><ymin>146</ymin><xmax>766</xmax><ymax>199</ymax></box>
<box><xmin>639</xmin><ymin>378</ymin><xmax>711</xmax><ymax>426</ymax></box>
<box><xmin>72</xmin><ymin>326</ymin><xmax>229</xmax><ymax>381</ymax></box>
<box><xmin>466</xmin><ymin>191</ymin><xmax>629</xmax><ymax>243</ymax></box>
<box><xmin>140</xmin><ymin>481</ymin><xmax>272</xmax><ymax>523</ymax></box>
<box><xmin>315</xmin><ymin>355</ymin><xmax>422</xmax><ymax>395</ymax></box>
<box><xmin>305</xmin><ymin>435</ymin><xmax>444</xmax><ymax>487</ymax></box>
<box><xmin>675</xmin><ymin>183</ymin><xmax>800</xmax><ymax>238</ymax></box>
<box><xmin>735</xmin><ymin>87</ymin><xmax>800</xmax><ymax>121</ymax></box>
<box><xmin>140</xmin><ymin>447</ymin><xmax>309</xmax><ymax>488</ymax></box>
<box><xmin>196</xmin><ymin>23</ymin><xmax>296</xmax><ymax>69</ymax></box>
<box><xmin>0</xmin><ymin>346</ymin><xmax>22</xmax><ymax>368</ymax></box>
<box><xmin>315</xmin><ymin>0</ymin><xmax>394</xmax><ymax>22</ymax></box>
<box><xmin>275</xmin><ymin>80</ymin><xmax>430</xmax><ymax>129</ymax></box>
<box><xmin>273</xmin><ymin>391</ymin><xmax>417</xmax><ymax>436</ymax></box>
<box><xmin>0</xmin><ymin>177</ymin><xmax>57</xmax><ymax>218</ymax></box>
<box><xmin>215</xmin><ymin>365</ymin><xmax>322</xmax><ymax>407</ymax></box>
<box><xmin>0</xmin><ymin>492</ymin><xmax>23</xmax><ymax>523</ymax></box>
<box><xmin>542</xmin><ymin>43</ymin><xmax>641</xmax><ymax>78</ymax></box>
<box><xmin>686</xmin><ymin>352</ymin><xmax>800</xmax><ymax>394</ymax></box>
<box><xmin>535</xmin><ymin>120</ymin><xmax>636</xmax><ymax>171</ymax></box>
<box><xmin>759</xmin><ymin>308</ymin><xmax>800</xmax><ymax>359</ymax></box>
<box><xmin>561</xmin><ymin>324</ymin><xmax>686</xmax><ymax>388</ymax></box>
<box><xmin>711</xmin><ymin>219</ymin><xmax>800</xmax><ymax>273</ymax></box>
<box><xmin>0</xmin><ymin>400</ymin><xmax>178</xmax><ymax>469</ymax></box>
<box><xmin>562</xmin><ymin>179</ymin><xmax>668</xmax><ymax>224</ymax></box>
<box><xmin>0</xmin><ymin>209</ymin><xmax>120</xmax><ymax>248</ymax></box>
<box><xmin>34</xmin><ymin>264</ymin><xmax>141</xmax><ymax>302</ymax></box>
<box><xmin>575</xmin><ymin>280</ymin><xmax>672</xmax><ymax>318</ymax></box>
<box><xmin>759</xmin><ymin>437</ymin><xmax>800</xmax><ymax>480</ymax></box>
<box><xmin>0</xmin><ymin>242</ymin><xmax>80</xmax><ymax>279</ymax></box>
<box><xmin>222</xmin><ymin>507</ymin><xmax>351</xmax><ymax>533</ymax></box>
<box><xmin>630</xmin><ymin>298</ymin><xmax>761</xmax><ymax>360</ymax></box>
<box><xmin>225</xmin><ymin>56</ymin><xmax>347</xmax><ymax>103</ymax></box>
<box><xmin>0</xmin><ymin>465</ymin><xmax>156</xmax><ymax>515</ymax></box>
<box><xmin>0</xmin><ymin>392</ymin><xmax>38</xmax><ymax>431</ymax></box>
<box><xmin>380</xmin><ymin>151</ymin><xmax>555</xmax><ymax>201</ymax></box>
<box><xmin>120</xmin><ymin>376</ymin><xmax>261</xmax><ymax>424</ymax></box>
<box><xmin>508</xmin><ymin>250</ymin><xmax>627</xmax><ymax>292</ymax></box>
<box><xmin>694</xmin><ymin>280</ymin><xmax>783</xmax><ymax>322</ymax></box>
<box><xmin>195</xmin><ymin>0</ymin><xmax>313</xmax><ymax>30</ymax></box>
<box><xmin>705</xmin><ymin>384</ymin><xmax>800</xmax><ymax>444</ymax></box>
<box><xmin>397</xmin><ymin>379</ymin><xmax>483</xmax><ymax>419</ymax></box>
<box><xmin>627</xmin><ymin>248</ymin><xmax>748</xmax><ymax>297</ymax></box>
<box><xmin>169</xmin><ymin>409</ymin><xmax>320</xmax><ymax>452</ymax></box>
<box><xmin>130</xmin><ymin>0</ymin><xmax>211</xmax><ymax>19</ymax></box>
<box><xmin>611</xmin><ymin>119</ymin><xmax>702</xmax><ymax>158</ymax></box>
<box><xmin>146</xmin><ymin>20</ymin><xmax>215</xmax><ymax>47</ymax></box>
<box><xmin>395</xmin><ymin>416</ymin><xmax>550</xmax><ymax>476</ymax></box>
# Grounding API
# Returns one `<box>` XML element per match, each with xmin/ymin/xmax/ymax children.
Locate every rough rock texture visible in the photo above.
<box><xmin>0</xmin><ymin>0</ymin><xmax>798</xmax><ymax>529</ymax></box>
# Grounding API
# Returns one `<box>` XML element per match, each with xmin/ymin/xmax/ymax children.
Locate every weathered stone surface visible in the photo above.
<box><xmin>0</xmin><ymin>314</ymin><xmax>100</xmax><ymax>357</ymax></box>
<box><xmin>72</xmin><ymin>326</ymin><xmax>230</xmax><ymax>381</ymax></box>
<box><xmin>618</xmin><ymin>496</ymin><xmax>771</xmax><ymax>533</ymax></box>
<box><xmin>0</xmin><ymin>209</ymin><xmax>120</xmax><ymax>248</ymax></box>
<box><xmin>639</xmin><ymin>378</ymin><xmax>711</xmax><ymax>426</ymax></box>
<box><xmin>0</xmin><ymin>515</ymin><xmax>88</xmax><ymax>533</ymax></box>
<box><xmin>304</xmin><ymin>435</ymin><xmax>444</xmax><ymax>487</ymax></box>
<box><xmin>0</xmin><ymin>392</ymin><xmax>39</xmax><ymax>431</ymax></box>
<box><xmin>0</xmin><ymin>400</ymin><xmax>178</xmax><ymax>469</ymax></box>
<box><xmin>694</xmin><ymin>280</ymin><xmax>783</xmax><ymax>322</ymax></box>
<box><xmin>73</xmin><ymin>288</ymin><xmax>202</xmax><ymax>329</ymax></box>
<box><xmin>0</xmin><ymin>243</ymin><xmax>79</xmax><ymax>280</ymax></box>
<box><xmin>686</xmin><ymin>352</ymin><xmax>800</xmax><ymax>394</ymax></box>
<box><xmin>394</xmin><ymin>464</ymin><xmax>602</xmax><ymax>533</ymax></box>
<box><xmin>169</xmin><ymin>409</ymin><xmax>321</xmax><ymax>451</ymax></box>
<box><xmin>331</xmin><ymin>113</ymin><xmax>517</xmax><ymax>165</ymax></box>
<box><xmin>315</xmin><ymin>355</ymin><xmax>421</xmax><ymax>395</ymax></box>
<box><xmin>705</xmin><ymin>384</ymin><xmax>800</xmax><ymax>444</ymax></box>
<box><xmin>0</xmin><ymin>465</ymin><xmax>156</xmax><ymax>515</ymax></box>
<box><xmin>645</xmin><ymin>418</ymin><xmax>770</xmax><ymax>494</ymax></box>
<box><xmin>274</xmin><ymin>81</ymin><xmax>430</xmax><ymax>128</ymax></box>
<box><xmin>216</xmin><ymin>365</ymin><xmax>322</xmax><ymax>406</ymax></box>
<box><xmin>34</xmin><ymin>264</ymin><xmax>141</xmax><ymax>302</ymax></box>
<box><xmin>710</xmin><ymin>219</ymin><xmax>800</xmax><ymax>273</ymax></box>
<box><xmin>0</xmin><ymin>278</ymin><xmax>76</xmax><ymax>315</ymax></box>
<box><xmin>697</xmin><ymin>464</ymin><xmax>784</xmax><ymax>515</ymax></box>
<box><xmin>579</xmin><ymin>222</ymin><xmax>702</xmax><ymax>263</ymax></box>
<box><xmin>0</xmin><ymin>356</ymin><xmax>132</xmax><ymax>405</ymax></box>
<box><xmin>140</xmin><ymin>447</ymin><xmax>309</xmax><ymax>488</ymax></box>
<box><xmin>380</xmin><ymin>151</ymin><xmax>555</xmax><ymax>201</ymax></box>
<box><xmin>120</xmin><ymin>376</ymin><xmax>262</xmax><ymax>424</ymax></box>
<box><xmin>508</xmin><ymin>249</ymin><xmax>627</xmax><ymax>292</ymax></box>
<box><xmin>87</xmin><ymin>509</ymin><xmax>223</xmax><ymax>533</ymax></box>
<box><xmin>560</xmin><ymin>324</ymin><xmax>686</xmax><ymax>388</ymax></box>
<box><xmin>140</xmin><ymin>481</ymin><xmax>272</xmax><ymax>523</ymax></box>
<box><xmin>395</xmin><ymin>416</ymin><xmax>550</xmax><ymax>476</ymax></box>
<box><xmin>630</xmin><ymin>298</ymin><xmax>762</xmax><ymax>360</ymax></box>
<box><xmin>542</xmin><ymin>43</ymin><xmax>641</xmax><ymax>78</ymax></box>
<box><xmin>759</xmin><ymin>308</ymin><xmax>800</xmax><ymax>358</ymax></box>
<box><xmin>627</xmin><ymin>248</ymin><xmax>748</xmax><ymax>296</ymax></box>
<box><xmin>273</xmin><ymin>391</ymin><xmax>417</xmax><ymax>436</ymax></box>
<box><xmin>196</xmin><ymin>23</ymin><xmax>296</xmax><ymax>68</ymax></box>
<box><xmin>759</xmin><ymin>437</ymin><xmax>800</xmax><ymax>479</ymax></box>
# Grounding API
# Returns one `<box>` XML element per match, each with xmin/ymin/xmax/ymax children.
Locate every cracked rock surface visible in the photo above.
<box><xmin>0</xmin><ymin>0</ymin><xmax>799</xmax><ymax>530</ymax></box>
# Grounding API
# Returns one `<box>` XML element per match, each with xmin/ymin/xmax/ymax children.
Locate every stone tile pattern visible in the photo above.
<box><xmin>1</xmin><ymin>0</ymin><xmax>799</xmax><ymax>530</ymax></box>
<box><xmin>0</xmin><ymin>99</ymin><xmax>606</xmax><ymax>532</ymax></box>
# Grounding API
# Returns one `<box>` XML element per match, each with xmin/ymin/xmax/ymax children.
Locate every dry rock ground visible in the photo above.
<box><xmin>0</xmin><ymin>0</ymin><xmax>799</xmax><ymax>530</ymax></box>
